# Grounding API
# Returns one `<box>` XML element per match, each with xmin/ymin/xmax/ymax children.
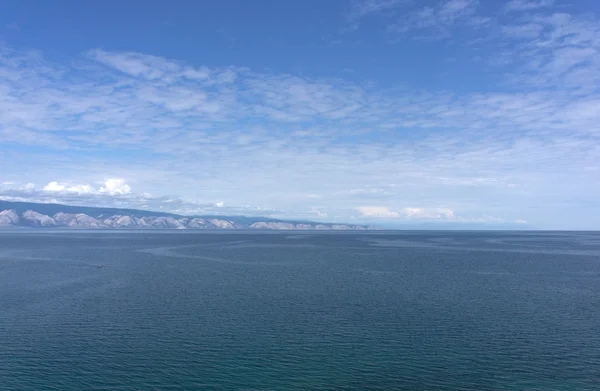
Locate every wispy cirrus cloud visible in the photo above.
<box><xmin>1</xmin><ymin>1</ymin><xmax>600</xmax><ymax>229</ymax></box>
<box><xmin>347</xmin><ymin>0</ymin><xmax>408</xmax><ymax>20</ymax></box>
<box><xmin>2</xmin><ymin>42</ymin><xmax>598</xmax><ymax>149</ymax></box>
<box><xmin>505</xmin><ymin>0</ymin><xmax>554</xmax><ymax>12</ymax></box>
<box><xmin>501</xmin><ymin>12</ymin><xmax>600</xmax><ymax>92</ymax></box>
<box><xmin>389</xmin><ymin>0</ymin><xmax>487</xmax><ymax>39</ymax></box>
<box><xmin>360</xmin><ymin>0</ymin><xmax>600</xmax><ymax>94</ymax></box>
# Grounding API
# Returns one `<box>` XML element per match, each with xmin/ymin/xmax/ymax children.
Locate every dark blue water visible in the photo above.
<box><xmin>1</xmin><ymin>231</ymin><xmax>599</xmax><ymax>390</ymax></box>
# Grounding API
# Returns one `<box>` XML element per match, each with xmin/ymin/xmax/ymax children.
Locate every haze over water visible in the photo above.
<box><xmin>1</xmin><ymin>231</ymin><xmax>599</xmax><ymax>390</ymax></box>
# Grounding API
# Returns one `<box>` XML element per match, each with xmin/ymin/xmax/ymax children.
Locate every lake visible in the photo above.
<box><xmin>1</xmin><ymin>231</ymin><xmax>599</xmax><ymax>390</ymax></box>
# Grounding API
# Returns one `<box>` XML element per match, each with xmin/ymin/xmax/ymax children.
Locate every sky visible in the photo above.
<box><xmin>0</xmin><ymin>0</ymin><xmax>599</xmax><ymax>229</ymax></box>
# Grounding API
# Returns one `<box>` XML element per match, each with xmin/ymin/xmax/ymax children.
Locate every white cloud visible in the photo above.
<box><xmin>357</xmin><ymin>206</ymin><xmax>401</xmax><ymax>218</ymax></box>
<box><xmin>347</xmin><ymin>0</ymin><xmax>407</xmax><ymax>21</ymax></box>
<box><xmin>2</xmin><ymin>182</ymin><xmax>36</xmax><ymax>191</ymax></box>
<box><xmin>498</xmin><ymin>13</ymin><xmax>600</xmax><ymax>92</ymax></box>
<box><xmin>2</xmin><ymin>26</ymin><xmax>600</xmax><ymax>229</ymax></box>
<box><xmin>311</xmin><ymin>207</ymin><xmax>328</xmax><ymax>218</ymax></box>
<box><xmin>99</xmin><ymin>178</ymin><xmax>132</xmax><ymax>195</ymax></box>
<box><xmin>88</xmin><ymin>49</ymin><xmax>181</xmax><ymax>80</ymax></box>
<box><xmin>502</xmin><ymin>23</ymin><xmax>544</xmax><ymax>38</ymax></box>
<box><xmin>505</xmin><ymin>0</ymin><xmax>554</xmax><ymax>11</ymax></box>
<box><xmin>390</xmin><ymin>0</ymin><xmax>482</xmax><ymax>38</ymax></box>
<box><xmin>1</xmin><ymin>181</ymin><xmax>279</xmax><ymax>218</ymax></box>
<box><xmin>42</xmin><ymin>182</ymin><xmax>64</xmax><ymax>191</ymax></box>
<box><xmin>402</xmin><ymin>207</ymin><xmax>456</xmax><ymax>219</ymax></box>
<box><xmin>435</xmin><ymin>0</ymin><xmax>478</xmax><ymax>24</ymax></box>
<box><xmin>43</xmin><ymin>181</ymin><xmax>94</xmax><ymax>194</ymax></box>
<box><xmin>357</xmin><ymin>206</ymin><xmax>462</xmax><ymax>221</ymax></box>
<box><xmin>2</xmin><ymin>43</ymin><xmax>598</xmax><ymax>148</ymax></box>
<box><xmin>42</xmin><ymin>179</ymin><xmax>130</xmax><ymax>196</ymax></box>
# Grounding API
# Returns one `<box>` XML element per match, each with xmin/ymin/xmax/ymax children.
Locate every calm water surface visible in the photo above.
<box><xmin>1</xmin><ymin>231</ymin><xmax>599</xmax><ymax>390</ymax></box>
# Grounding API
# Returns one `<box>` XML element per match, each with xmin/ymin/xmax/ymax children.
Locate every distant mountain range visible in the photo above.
<box><xmin>0</xmin><ymin>200</ymin><xmax>375</xmax><ymax>230</ymax></box>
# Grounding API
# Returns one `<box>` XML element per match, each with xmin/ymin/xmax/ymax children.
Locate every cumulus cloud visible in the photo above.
<box><xmin>1</xmin><ymin>182</ymin><xmax>36</xmax><ymax>192</ymax></box>
<box><xmin>311</xmin><ymin>207</ymin><xmax>328</xmax><ymax>218</ymax></box>
<box><xmin>402</xmin><ymin>207</ymin><xmax>456</xmax><ymax>219</ymax></box>
<box><xmin>357</xmin><ymin>206</ymin><xmax>401</xmax><ymax>218</ymax></box>
<box><xmin>357</xmin><ymin>206</ymin><xmax>458</xmax><ymax>220</ymax></box>
<box><xmin>0</xmin><ymin>181</ymin><xmax>280</xmax><ymax>218</ymax></box>
<box><xmin>42</xmin><ymin>179</ymin><xmax>130</xmax><ymax>196</ymax></box>
<box><xmin>99</xmin><ymin>178</ymin><xmax>131</xmax><ymax>195</ymax></box>
<box><xmin>2</xmin><ymin>6</ymin><xmax>600</xmax><ymax>229</ymax></box>
<box><xmin>43</xmin><ymin>182</ymin><xmax>67</xmax><ymax>191</ymax></box>
<box><xmin>43</xmin><ymin>182</ymin><xmax>94</xmax><ymax>194</ymax></box>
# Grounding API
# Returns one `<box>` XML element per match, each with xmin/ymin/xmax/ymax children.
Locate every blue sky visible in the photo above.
<box><xmin>1</xmin><ymin>0</ymin><xmax>599</xmax><ymax>229</ymax></box>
